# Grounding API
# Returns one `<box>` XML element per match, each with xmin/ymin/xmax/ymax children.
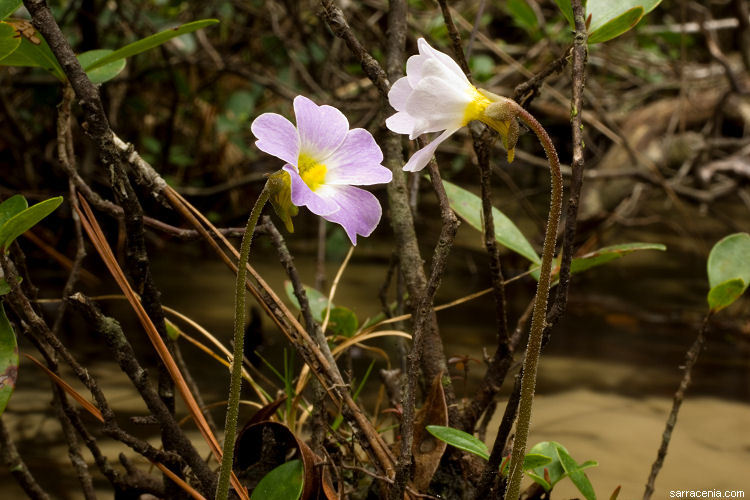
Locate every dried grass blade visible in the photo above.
<box><xmin>23</xmin><ymin>353</ymin><xmax>104</xmax><ymax>422</ymax></box>
<box><xmin>152</xmin><ymin>461</ymin><xmax>207</xmax><ymax>500</ymax></box>
<box><xmin>75</xmin><ymin>195</ymin><xmax>249</xmax><ymax>500</ymax></box>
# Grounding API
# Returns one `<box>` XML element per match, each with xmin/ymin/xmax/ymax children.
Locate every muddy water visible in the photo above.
<box><xmin>2</xmin><ymin>200</ymin><xmax>749</xmax><ymax>499</ymax></box>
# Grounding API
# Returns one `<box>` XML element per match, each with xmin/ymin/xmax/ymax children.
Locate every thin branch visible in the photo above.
<box><xmin>0</xmin><ymin>418</ymin><xmax>52</xmax><ymax>500</ymax></box>
<box><xmin>643</xmin><ymin>313</ymin><xmax>712</xmax><ymax>500</ymax></box>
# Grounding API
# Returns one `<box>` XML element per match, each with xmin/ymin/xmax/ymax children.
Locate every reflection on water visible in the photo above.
<box><xmin>2</xmin><ymin>205</ymin><xmax>749</xmax><ymax>498</ymax></box>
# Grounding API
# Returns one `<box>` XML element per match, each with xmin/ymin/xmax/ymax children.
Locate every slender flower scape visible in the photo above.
<box><xmin>251</xmin><ymin>95</ymin><xmax>393</xmax><ymax>245</ymax></box>
<box><xmin>386</xmin><ymin>38</ymin><xmax>520</xmax><ymax>172</ymax></box>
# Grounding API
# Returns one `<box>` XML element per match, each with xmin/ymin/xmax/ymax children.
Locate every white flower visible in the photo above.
<box><xmin>386</xmin><ymin>38</ymin><xmax>517</xmax><ymax>172</ymax></box>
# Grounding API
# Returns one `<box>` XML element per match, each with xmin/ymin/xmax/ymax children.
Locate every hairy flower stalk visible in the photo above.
<box><xmin>386</xmin><ymin>39</ymin><xmax>562</xmax><ymax>500</ymax></box>
<box><xmin>216</xmin><ymin>95</ymin><xmax>392</xmax><ymax>499</ymax></box>
<box><xmin>216</xmin><ymin>183</ymin><xmax>271</xmax><ymax>500</ymax></box>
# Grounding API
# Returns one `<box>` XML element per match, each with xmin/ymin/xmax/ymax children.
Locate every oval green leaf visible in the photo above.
<box><xmin>707</xmin><ymin>278</ymin><xmax>745</xmax><ymax>312</ymax></box>
<box><xmin>84</xmin><ymin>19</ymin><xmax>219</xmax><ymax>72</ymax></box>
<box><xmin>78</xmin><ymin>49</ymin><xmax>126</xmax><ymax>84</ymax></box>
<box><xmin>587</xmin><ymin>0</ymin><xmax>661</xmax><ymax>34</ymax></box>
<box><xmin>0</xmin><ymin>21</ymin><xmax>21</xmax><ymax>62</ymax></box>
<box><xmin>250</xmin><ymin>459</ymin><xmax>304</xmax><ymax>500</ymax></box>
<box><xmin>588</xmin><ymin>7</ymin><xmax>644</xmax><ymax>44</ymax></box>
<box><xmin>284</xmin><ymin>281</ymin><xmax>330</xmax><ymax>322</ymax></box>
<box><xmin>707</xmin><ymin>233</ymin><xmax>750</xmax><ymax>311</ymax></box>
<box><xmin>556</xmin><ymin>445</ymin><xmax>597</xmax><ymax>500</ymax></box>
<box><xmin>528</xmin><ymin>441</ymin><xmax>566</xmax><ymax>488</ymax></box>
<box><xmin>0</xmin><ymin>21</ymin><xmax>64</xmax><ymax>79</ymax></box>
<box><xmin>570</xmin><ymin>242</ymin><xmax>666</xmax><ymax>274</ymax></box>
<box><xmin>0</xmin><ymin>303</ymin><xmax>19</xmax><ymax>417</ymax></box>
<box><xmin>0</xmin><ymin>196</ymin><xmax>63</xmax><ymax>252</ymax></box>
<box><xmin>523</xmin><ymin>453</ymin><xmax>552</xmax><ymax>471</ymax></box>
<box><xmin>0</xmin><ymin>0</ymin><xmax>20</xmax><ymax>20</ymax></box>
<box><xmin>426</xmin><ymin>425</ymin><xmax>489</xmax><ymax>460</ymax></box>
<box><xmin>328</xmin><ymin>306</ymin><xmax>358</xmax><ymax>337</ymax></box>
<box><xmin>442</xmin><ymin>179</ymin><xmax>540</xmax><ymax>264</ymax></box>
<box><xmin>0</xmin><ymin>194</ymin><xmax>28</xmax><ymax>227</ymax></box>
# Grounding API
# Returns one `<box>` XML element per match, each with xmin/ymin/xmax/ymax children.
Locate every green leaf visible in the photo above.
<box><xmin>707</xmin><ymin>278</ymin><xmax>745</xmax><ymax>312</ymax></box>
<box><xmin>83</xmin><ymin>19</ymin><xmax>219</xmax><ymax>72</ymax></box>
<box><xmin>527</xmin><ymin>471</ymin><xmax>552</xmax><ymax>491</ymax></box>
<box><xmin>587</xmin><ymin>0</ymin><xmax>661</xmax><ymax>34</ymax></box>
<box><xmin>426</xmin><ymin>425</ymin><xmax>490</xmax><ymax>460</ymax></box>
<box><xmin>0</xmin><ymin>303</ymin><xmax>19</xmax><ymax>417</ymax></box>
<box><xmin>588</xmin><ymin>6</ymin><xmax>644</xmax><ymax>44</ymax></box>
<box><xmin>556</xmin><ymin>445</ymin><xmax>597</xmax><ymax>500</ymax></box>
<box><xmin>250</xmin><ymin>459</ymin><xmax>304</xmax><ymax>500</ymax></box>
<box><xmin>553</xmin><ymin>0</ymin><xmax>574</xmax><ymax>27</ymax></box>
<box><xmin>707</xmin><ymin>233</ymin><xmax>750</xmax><ymax>311</ymax></box>
<box><xmin>570</xmin><ymin>242</ymin><xmax>666</xmax><ymax>274</ymax></box>
<box><xmin>77</xmin><ymin>49</ymin><xmax>126</xmax><ymax>84</ymax></box>
<box><xmin>528</xmin><ymin>441</ymin><xmax>566</xmax><ymax>488</ymax></box>
<box><xmin>284</xmin><ymin>281</ymin><xmax>330</xmax><ymax>323</ymax></box>
<box><xmin>0</xmin><ymin>0</ymin><xmax>20</xmax><ymax>20</ymax></box>
<box><xmin>506</xmin><ymin>0</ymin><xmax>539</xmax><ymax>34</ymax></box>
<box><xmin>164</xmin><ymin>318</ymin><xmax>181</xmax><ymax>341</ymax></box>
<box><xmin>328</xmin><ymin>306</ymin><xmax>358</xmax><ymax>337</ymax></box>
<box><xmin>442</xmin><ymin>179</ymin><xmax>540</xmax><ymax>264</ymax></box>
<box><xmin>0</xmin><ymin>21</ymin><xmax>20</xmax><ymax>62</ymax></box>
<box><xmin>523</xmin><ymin>453</ymin><xmax>552</xmax><ymax>470</ymax></box>
<box><xmin>0</xmin><ymin>196</ymin><xmax>63</xmax><ymax>252</ymax></box>
<box><xmin>0</xmin><ymin>279</ymin><xmax>9</xmax><ymax>296</ymax></box>
<box><xmin>0</xmin><ymin>195</ymin><xmax>28</xmax><ymax>227</ymax></box>
<box><xmin>0</xmin><ymin>20</ymin><xmax>64</xmax><ymax>79</ymax></box>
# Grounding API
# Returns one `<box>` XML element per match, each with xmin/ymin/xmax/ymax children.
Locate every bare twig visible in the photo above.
<box><xmin>644</xmin><ymin>313</ymin><xmax>712</xmax><ymax>500</ymax></box>
<box><xmin>0</xmin><ymin>418</ymin><xmax>52</xmax><ymax>500</ymax></box>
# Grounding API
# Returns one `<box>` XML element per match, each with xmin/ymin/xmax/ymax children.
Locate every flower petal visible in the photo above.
<box><xmin>405</xmin><ymin>71</ymin><xmax>470</xmax><ymax>137</ymax></box>
<box><xmin>325</xmin><ymin>129</ymin><xmax>392</xmax><ymax>185</ymax></box>
<box><xmin>402</xmin><ymin>128</ymin><xmax>459</xmax><ymax>172</ymax></box>
<box><xmin>293</xmin><ymin>95</ymin><xmax>348</xmax><ymax>159</ymax></box>
<box><xmin>251</xmin><ymin>113</ymin><xmax>299</xmax><ymax>164</ymax></box>
<box><xmin>388</xmin><ymin>76</ymin><xmax>414</xmax><ymax>111</ymax></box>
<box><xmin>417</xmin><ymin>38</ymin><xmax>470</xmax><ymax>84</ymax></box>
<box><xmin>283</xmin><ymin>164</ymin><xmax>339</xmax><ymax>216</ymax></box>
<box><xmin>386</xmin><ymin>111</ymin><xmax>422</xmax><ymax>136</ymax></box>
<box><xmin>317</xmin><ymin>185</ymin><xmax>382</xmax><ymax>245</ymax></box>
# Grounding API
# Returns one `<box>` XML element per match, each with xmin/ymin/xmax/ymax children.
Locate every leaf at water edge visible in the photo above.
<box><xmin>442</xmin><ymin>179</ymin><xmax>540</xmax><ymax>264</ymax></box>
<box><xmin>0</xmin><ymin>303</ymin><xmax>19</xmax><ymax>416</ymax></box>
<box><xmin>0</xmin><ymin>196</ymin><xmax>63</xmax><ymax>252</ymax></box>
<box><xmin>707</xmin><ymin>233</ymin><xmax>750</xmax><ymax>311</ymax></box>
<box><xmin>0</xmin><ymin>21</ymin><xmax>20</xmax><ymax>62</ymax></box>
<box><xmin>426</xmin><ymin>425</ymin><xmax>489</xmax><ymax>460</ymax></box>
<box><xmin>570</xmin><ymin>242</ymin><xmax>666</xmax><ymax>274</ymax></box>
<box><xmin>77</xmin><ymin>49</ymin><xmax>126</xmax><ymax>84</ymax></box>
<box><xmin>250</xmin><ymin>459</ymin><xmax>304</xmax><ymax>500</ymax></box>
<box><xmin>84</xmin><ymin>19</ymin><xmax>219</xmax><ymax>72</ymax></box>
<box><xmin>556</xmin><ymin>445</ymin><xmax>597</xmax><ymax>500</ymax></box>
<box><xmin>707</xmin><ymin>278</ymin><xmax>745</xmax><ymax>312</ymax></box>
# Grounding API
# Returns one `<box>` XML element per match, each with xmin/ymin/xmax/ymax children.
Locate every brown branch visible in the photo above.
<box><xmin>0</xmin><ymin>418</ymin><xmax>52</xmax><ymax>500</ymax></box>
<box><xmin>546</xmin><ymin>0</ymin><xmax>588</xmax><ymax>334</ymax></box>
<box><xmin>643</xmin><ymin>313</ymin><xmax>712</xmax><ymax>500</ymax></box>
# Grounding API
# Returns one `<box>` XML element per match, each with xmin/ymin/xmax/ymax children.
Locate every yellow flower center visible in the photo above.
<box><xmin>462</xmin><ymin>86</ymin><xmax>492</xmax><ymax>126</ymax></box>
<box><xmin>297</xmin><ymin>153</ymin><xmax>327</xmax><ymax>191</ymax></box>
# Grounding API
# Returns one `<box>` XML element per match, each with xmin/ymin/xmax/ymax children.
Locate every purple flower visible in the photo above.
<box><xmin>251</xmin><ymin>96</ymin><xmax>392</xmax><ymax>245</ymax></box>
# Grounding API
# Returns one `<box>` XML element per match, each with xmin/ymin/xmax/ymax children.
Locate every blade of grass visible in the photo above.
<box><xmin>75</xmin><ymin>195</ymin><xmax>249</xmax><ymax>500</ymax></box>
<box><xmin>23</xmin><ymin>353</ymin><xmax>103</xmax><ymax>422</ymax></box>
